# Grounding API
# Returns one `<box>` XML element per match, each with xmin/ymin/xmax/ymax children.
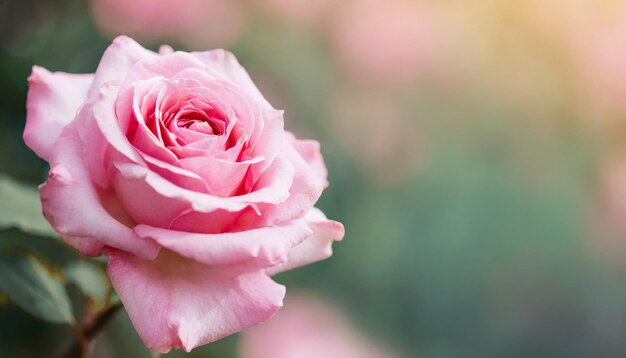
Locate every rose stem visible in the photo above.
<box><xmin>64</xmin><ymin>302</ymin><xmax>123</xmax><ymax>358</ymax></box>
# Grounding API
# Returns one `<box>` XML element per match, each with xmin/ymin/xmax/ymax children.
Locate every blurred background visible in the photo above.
<box><xmin>3</xmin><ymin>0</ymin><xmax>626</xmax><ymax>357</ymax></box>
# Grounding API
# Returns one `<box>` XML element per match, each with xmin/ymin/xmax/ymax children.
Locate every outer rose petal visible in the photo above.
<box><xmin>40</xmin><ymin>163</ymin><xmax>159</xmax><ymax>259</ymax></box>
<box><xmin>251</xmin><ymin>137</ymin><xmax>325</xmax><ymax>227</ymax></box>
<box><xmin>106</xmin><ymin>249</ymin><xmax>285</xmax><ymax>353</ymax></box>
<box><xmin>88</xmin><ymin>35</ymin><xmax>157</xmax><ymax>98</ymax></box>
<box><xmin>134</xmin><ymin>220</ymin><xmax>312</xmax><ymax>267</ymax></box>
<box><xmin>267</xmin><ymin>208</ymin><xmax>344</xmax><ymax>276</ymax></box>
<box><xmin>287</xmin><ymin>132</ymin><xmax>329</xmax><ymax>188</ymax></box>
<box><xmin>191</xmin><ymin>49</ymin><xmax>274</xmax><ymax>110</ymax></box>
<box><xmin>24</xmin><ymin>66</ymin><xmax>93</xmax><ymax>161</ymax></box>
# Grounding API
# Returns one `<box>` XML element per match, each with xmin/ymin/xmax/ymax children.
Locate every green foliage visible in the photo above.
<box><xmin>0</xmin><ymin>220</ymin><xmax>110</xmax><ymax>307</ymax></box>
<box><xmin>0</xmin><ymin>229</ymin><xmax>79</xmax><ymax>266</ymax></box>
<box><xmin>0</xmin><ymin>251</ymin><xmax>74</xmax><ymax>324</ymax></box>
<box><xmin>0</xmin><ymin>306</ymin><xmax>74</xmax><ymax>358</ymax></box>
<box><xmin>64</xmin><ymin>259</ymin><xmax>109</xmax><ymax>304</ymax></box>
<box><xmin>0</xmin><ymin>173</ymin><xmax>55</xmax><ymax>236</ymax></box>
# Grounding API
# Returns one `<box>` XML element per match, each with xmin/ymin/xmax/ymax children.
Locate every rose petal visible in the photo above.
<box><xmin>121</xmin><ymin>77</ymin><xmax>180</xmax><ymax>163</ymax></box>
<box><xmin>246</xmin><ymin>108</ymin><xmax>285</xmax><ymax>178</ymax></box>
<box><xmin>106</xmin><ymin>248</ymin><xmax>285</xmax><ymax>353</ymax></box>
<box><xmin>94</xmin><ymin>85</ymin><xmax>147</xmax><ymax>166</ymax></box>
<box><xmin>24</xmin><ymin>66</ymin><xmax>93</xmax><ymax>161</ymax></box>
<box><xmin>287</xmin><ymin>132</ymin><xmax>329</xmax><ymax>188</ymax></box>
<box><xmin>143</xmin><ymin>154</ymin><xmax>211</xmax><ymax>193</ymax></box>
<box><xmin>89</xmin><ymin>35</ymin><xmax>157</xmax><ymax>98</ymax></box>
<box><xmin>112</xmin><ymin>154</ymin><xmax>293</xmax><ymax>230</ymax></box>
<box><xmin>191</xmin><ymin>50</ymin><xmax>274</xmax><ymax>111</ymax></box>
<box><xmin>176</xmin><ymin>155</ymin><xmax>264</xmax><ymax>197</ymax></box>
<box><xmin>267</xmin><ymin>208</ymin><xmax>344</xmax><ymax>276</ymax></box>
<box><xmin>164</xmin><ymin>154</ymin><xmax>296</xmax><ymax>233</ymax></box>
<box><xmin>126</xmin><ymin>51</ymin><xmax>206</xmax><ymax>83</ymax></box>
<box><xmin>134</xmin><ymin>219</ymin><xmax>312</xmax><ymax>267</ymax></box>
<box><xmin>247</xmin><ymin>136</ymin><xmax>325</xmax><ymax>227</ymax></box>
<box><xmin>40</xmin><ymin>163</ymin><xmax>159</xmax><ymax>259</ymax></box>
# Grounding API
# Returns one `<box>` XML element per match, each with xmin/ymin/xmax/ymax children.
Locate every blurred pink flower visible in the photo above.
<box><xmin>571</xmin><ymin>7</ymin><xmax>626</xmax><ymax>124</ymax></box>
<box><xmin>331</xmin><ymin>90</ymin><xmax>423</xmax><ymax>184</ymax></box>
<box><xmin>253</xmin><ymin>0</ymin><xmax>333</xmax><ymax>30</ymax></box>
<box><xmin>90</xmin><ymin>0</ymin><xmax>247</xmax><ymax>49</ymax></box>
<box><xmin>592</xmin><ymin>145</ymin><xmax>626</xmax><ymax>260</ymax></box>
<box><xmin>331</xmin><ymin>0</ymin><xmax>447</xmax><ymax>86</ymax></box>
<box><xmin>240</xmin><ymin>293</ymin><xmax>397</xmax><ymax>358</ymax></box>
<box><xmin>525</xmin><ymin>1</ymin><xmax>626</xmax><ymax>125</ymax></box>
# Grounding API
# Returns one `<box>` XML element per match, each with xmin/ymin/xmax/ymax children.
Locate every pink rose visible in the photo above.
<box><xmin>23</xmin><ymin>36</ymin><xmax>344</xmax><ymax>353</ymax></box>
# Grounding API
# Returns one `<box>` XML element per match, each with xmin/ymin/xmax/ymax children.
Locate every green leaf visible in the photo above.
<box><xmin>0</xmin><ymin>251</ymin><xmax>74</xmax><ymax>324</ymax></box>
<box><xmin>0</xmin><ymin>174</ymin><xmax>55</xmax><ymax>237</ymax></box>
<box><xmin>0</xmin><ymin>230</ymin><xmax>110</xmax><ymax>304</ymax></box>
<box><xmin>0</xmin><ymin>229</ymin><xmax>78</xmax><ymax>267</ymax></box>
<box><xmin>0</xmin><ymin>306</ymin><xmax>74</xmax><ymax>357</ymax></box>
<box><xmin>65</xmin><ymin>260</ymin><xmax>109</xmax><ymax>304</ymax></box>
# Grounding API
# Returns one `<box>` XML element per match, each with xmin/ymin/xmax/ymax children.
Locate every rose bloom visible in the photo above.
<box><xmin>90</xmin><ymin>0</ymin><xmax>246</xmax><ymax>50</ymax></box>
<box><xmin>23</xmin><ymin>36</ymin><xmax>344</xmax><ymax>353</ymax></box>
<box><xmin>240</xmin><ymin>293</ymin><xmax>397</xmax><ymax>358</ymax></box>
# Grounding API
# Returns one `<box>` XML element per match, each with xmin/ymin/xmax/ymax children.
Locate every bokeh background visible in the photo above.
<box><xmin>4</xmin><ymin>0</ymin><xmax>626</xmax><ymax>357</ymax></box>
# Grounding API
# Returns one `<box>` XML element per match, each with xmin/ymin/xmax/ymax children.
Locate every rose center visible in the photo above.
<box><xmin>177</xmin><ymin>116</ymin><xmax>221</xmax><ymax>135</ymax></box>
<box><xmin>164</xmin><ymin>106</ymin><xmax>227</xmax><ymax>137</ymax></box>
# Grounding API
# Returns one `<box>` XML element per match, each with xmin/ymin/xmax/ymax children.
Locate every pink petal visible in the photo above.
<box><xmin>88</xmin><ymin>35</ymin><xmax>157</xmax><ymax>98</ymax></box>
<box><xmin>112</xmin><ymin>161</ymin><xmax>246</xmax><ymax>214</ymax></box>
<box><xmin>175</xmin><ymin>155</ymin><xmax>264</xmax><ymax>197</ymax></box>
<box><xmin>267</xmin><ymin>208</ymin><xmax>344</xmax><ymax>276</ymax></box>
<box><xmin>191</xmin><ymin>49</ymin><xmax>275</xmax><ymax>110</ymax></box>
<box><xmin>112</xmin><ymin>154</ymin><xmax>293</xmax><ymax>231</ymax></box>
<box><xmin>248</xmin><ymin>136</ymin><xmax>325</xmax><ymax>227</ymax></box>
<box><xmin>127</xmin><ymin>51</ymin><xmax>206</xmax><ymax>83</ymax></box>
<box><xmin>106</xmin><ymin>249</ymin><xmax>286</xmax><ymax>353</ymax></box>
<box><xmin>24</xmin><ymin>66</ymin><xmax>93</xmax><ymax>161</ymax></box>
<box><xmin>287</xmin><ymin>132</ymin><xmax>329</xmax><ymax>188</ymax></box>
<box><xmin>134</xmin><ymin>219</ymin><xmax>312</xmax><ymax>267</ymax></box>
<box><xmin>165</xmin><ymin>155</ymin><xmax>295</xmax><ymax>233</ymax></box>
<box><xmin>246</xmin><ymin>108</ymin><xmax>285</xmax><ymax>178</ymax></box>
<box><xmin>94</xmin><ymin>85</ymin><xmax>147</xmax><ymax>166</ymax></box>
<box><xmin>143</xmin><ymin>154</ymin><xmax>211</xmax><ymax>193</ymax></box>
<box><xmin>40</xmin><ymin>163</ymin><xmax>159</xmax><ymax>259</ymax></box>
<box><xmin>121</xmin><ymin>76</ymin><xmax>179</xmax><ymax>163</ymax></box>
